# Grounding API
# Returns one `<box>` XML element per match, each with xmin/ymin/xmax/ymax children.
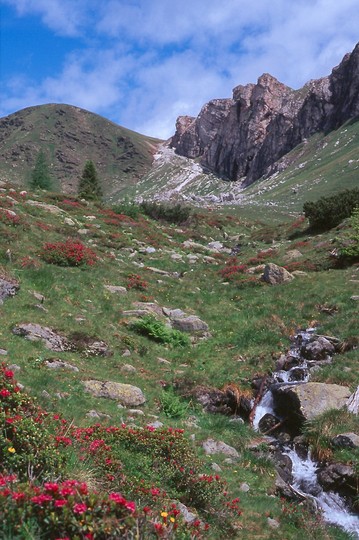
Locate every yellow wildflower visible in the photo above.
<box><xmin>161</xmin><ymin>511</ymin><xmax>168</xmax><ymax>518</ymax></box>
<box><xmin>170</xmin><ymin>517</ymin><xmax>175</xmax><ymax>523</ymax></box>
<box><xmin>7</xmin><ymin>447</ymin><xmax>16</xmax><ymax>453</ymax></box>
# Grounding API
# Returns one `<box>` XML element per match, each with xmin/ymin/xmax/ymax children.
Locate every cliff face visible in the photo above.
<box><xmin>171</xmin><ymin>43</ymin><xmax>359</xmax><ymax>186</ymax></box>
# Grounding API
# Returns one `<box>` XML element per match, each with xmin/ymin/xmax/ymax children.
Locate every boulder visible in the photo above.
<box><xmin>45</xmin><ymin>359</ymin><xmax>79</xmax><ymax>372</ymax></box>
<box><xmin>104</xmin><ymin>285</ymin><xmax>127</xmax><ymax>294</ymax></box>
<box><xmin>202</xmin><ymin>438</ymin><xmax>239</xmax><ymax>458</ymax></box>
<box><xmin>262</xmin><ymin>263</ymin><xmax>294</xmax><ymax>285</ymax></box>
<box><xmin>300</xmin><ymin>337</ymin><xmax>335</xmax><ymax>360</ymax></box>
<box><xmin>332</xmin><ymin>433</ymin><xmax>359</xmax><ymax>449</ymax></box>
<box><xmin>171</xmin><ymin>316</ymin><xmax>208</xmax><ymax>333</ymax></box>
<box><xmin>283</xmin><ymin>249</ymin><xmax>303</xmax><ymax>262</ymax></box>
<box><xmin>26</xmin><ymin>200</ymin><xmax>64</xmax><ymax>214</ymax></box>
<box><xmin>12</xmin><ymin>323</ymin><xmax>69</xmax><ymax>351</ymax></box>
<box><xmin>317</xmin><ymin>463</ymin><xmax>356</xmax><ymax>492</ymax></box>
<box><xmin>0</xmin><ymin>277</ymin><xmax>19</xmax><ymax>304</ymax></box>
<box><xmin>83</xmin><ymin>379</ymin><xmax>145</xmax><ymax>406</ymax></box>
<box><xmin>273</xmin><ymin>382</ymin><xmax>351</xmax><ymax>426</ymax></box>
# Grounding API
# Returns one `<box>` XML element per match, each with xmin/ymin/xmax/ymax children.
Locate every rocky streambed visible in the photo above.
<box><xmin>252</xmin><ymin>329</ymin><xmax>359</xmax><ymax>538</ymax></box>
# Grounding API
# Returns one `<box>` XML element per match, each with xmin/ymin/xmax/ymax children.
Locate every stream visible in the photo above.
<box><xmin>252</xmin><ymin>329</ymin><xmax>359</xmax><ymax>538</ymax></box>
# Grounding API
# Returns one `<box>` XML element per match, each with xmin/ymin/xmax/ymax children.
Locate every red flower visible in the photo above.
<box><xmin>73</xmin><ymin>502</ymin><xmax>87</xmax><ymax>514</ymax></box>
<box><xmin>11</xmin><ymin>492</ymin><xmax>25</xmax><ymax>501</ymax></box>
<box><xmin>54</xmin><ymin>499</ymin><xmax>67</xmax><ymax>508</ymax></box>
<box><xmin>0</xmin><ymin>389</ymin><xmax>11</xmax><ymax>397</ymax></box>
<box><xmin>4</xmin><ymin>370</ymin><xmax>14</xmax><ymax>378</ymax></box>
<box><xmin>44</xmin><ymin>482</ymin><xmax>59</xmax><ymax>493</ymax></box>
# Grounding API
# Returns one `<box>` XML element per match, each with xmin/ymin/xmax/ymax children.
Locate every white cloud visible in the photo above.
<box><xmin>1</xmin><ymin>0</ymin><xmax>359</xmax><ymax>138</ymax></box>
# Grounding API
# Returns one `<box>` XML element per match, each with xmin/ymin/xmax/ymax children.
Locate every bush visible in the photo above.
<box><xmin>159</xmin><ymin>388</ymin><xmax>190</xmax><ymax>418</ymax></box>
<box><xmin>130</xmin><ymin>315</ymin><xmax>190</xmax><ymax>347</ymax></box>
<box><xmin>140</xmin><ymin>201</ymin><xmax>191</xmax><ymax>224</ymax></box>
<box><xmin>112</xmin><ymin>201</ymin><xmax>141</xmax><ymax>219</ymax></box>
<box><xmin>339</xmin><ymin>207</ymin><xmax>359</xmax><ymax>262</ymax></box>
<box><xmin>303</xmin><ymin>188</ymin><xmax>359</xmax><ymax>231</ymax></box>
<box><xmin>41</xmin><ymin>239</ymin><xmax>97</xmax><ymax>267</ymax></box>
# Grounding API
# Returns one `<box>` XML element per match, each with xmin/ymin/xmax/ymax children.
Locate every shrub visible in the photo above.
<box><xmin>140</xmin><ymin>201</ymin><xmax>191</xmax><ymax>224</ymax></box>
<box><xmin>303</xmin><ymin>188</ymin><xmax>359</xmax><ymax>231</ymax></box>
<box><xmin>112</xmin><ymin>201</ymin><xmax>141</xmax><ymax>219</ymax></box>
<box><xmin>159</xmin><ymin>388</ymin><xmax>190</xmax><ymax>418</ymax></box>
<box><xmin>126</xmin><ymin>273</ymin><xmax>148</xmax><ymax>290</ymax></box>
<box><xmin>130</xmin><ymin>315</ymin><xmax>190</xmax><ymax>347</ymax></box>
<box><xmin>339</xmin><ymin>207</ymin><xmax>359</xmax><ymax>262</ymax></box>
<box><xmin>41</xmin><ymin>239</ymin><xmax>97</xmax><ymax>267</ymax></box>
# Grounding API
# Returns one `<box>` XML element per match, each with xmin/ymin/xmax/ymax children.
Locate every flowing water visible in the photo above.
<box><xmin>253</xmin><ymin>329</ymin><xmax>359</xmax><ymax>538</ymax></box>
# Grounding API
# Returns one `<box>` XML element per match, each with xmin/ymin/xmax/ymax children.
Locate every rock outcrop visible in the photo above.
<box><xmin>83</xmin><ymin>380</ymin><xmax>145</xmax><ymax>406</ymax></box>
<box><xmin>171</xmin><ymin>43</ymin><xmax>359</xmax><ymax>186</ymax></box>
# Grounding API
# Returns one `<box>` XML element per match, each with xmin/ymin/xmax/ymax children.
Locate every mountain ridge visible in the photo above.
<box><xmin>170</xmin><ymin>42</ymin><xmax>359</xmax><ymax>186</ymax></box>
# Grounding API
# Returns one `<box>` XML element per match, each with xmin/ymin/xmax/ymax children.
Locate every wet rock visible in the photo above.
<box><xmin>332</xmin><ymin>433</ymin><xmax>359</xmax><ymax>449</ymax></box>
<box><xmin>171</xmin><ymin>316</ymin><xmax>208</xmax><ymax>333</ymax></box>
<box><xmin>83</xmin><ymin>379</ymin><xmax>145</xmax><ymax>406</ymax></box>
<box><xmin>273</xmin><ymin>451</ymin><xmax>293</xmax><ymax>484</ymax></box>
<box><xmin>258</xmin><ymin>413</ymin><xmax>280</xmax><ymax>434</ymax></box>
<box><xmin>301</xmin><ymin>336</ymin><xmax>335</xmax><ymax>360</ymax></box>
<box><xmin>12</xmin><ymin>323</ymin><xmax>69</xmax><ymax>351</ymax></box>
<box><xmin>202</xmin><ymin>438</ymin><xmax>239</xmax><ymax>458</ymax></box>
<box><xmin>45</xmin><ymin>359</ymin><xmax>79</xmax><ymax>372</ymax></box>
<box><xmin>318</xmin><ymin>463</ymin><xmax>356</xmax><ymax>492</ymax></box>
<box><xmin>288</xmin><ymin>367</ymin><xmax>308</xmax><ymax>382</ymax></box>
<box><xmin>0</xmin><ymin>277</ymin><xmax>19</xmax><ymax>304</ymax></box>
<box><xmin>347</xmin><ymin>386</ymin><xmax>359</xmax><ymax>414</ymax></box>
<box><xmin>262</xmin><ymin>263</ymin><xmax>294</xmax><ymax>285</ymax></box>
<box><xmin>273</xmin><ymin>382</ymin><xmax>351</xmax><ymax>425</ymax></box>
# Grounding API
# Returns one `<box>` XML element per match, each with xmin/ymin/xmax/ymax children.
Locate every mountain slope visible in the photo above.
<box><xmin>0</xmin><ymin>103</ymin><xmax>161</xmax><ymax>197</ymax></box>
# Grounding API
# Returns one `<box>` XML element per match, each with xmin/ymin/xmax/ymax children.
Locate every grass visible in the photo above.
<box><xmin>0</xmin><ymin>183</ymin><xmax>358</xmax><ymax>538</ymax></box>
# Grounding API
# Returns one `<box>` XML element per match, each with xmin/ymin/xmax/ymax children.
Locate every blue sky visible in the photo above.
<box><xmin>1</xmin><ymin>0</ymin><xmax>358</xmax><ymax>139</ymax></box>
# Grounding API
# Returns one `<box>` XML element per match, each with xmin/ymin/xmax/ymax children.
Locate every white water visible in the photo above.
<box><xmin>252</xmin><ymin>329</ymin><xmax>359</xmax><ymax>538</ymax></box>
<box><xmin>285</xmin><ymin>448</ymin><xmax>359</xmax><ymax>538</ymax></box>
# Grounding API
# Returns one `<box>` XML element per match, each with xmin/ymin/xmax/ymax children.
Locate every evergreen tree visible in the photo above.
<box><xmin>30</xmin><ymin>150</ymin><xmax>52</xmax><ymax>190</ymax></box>
<box><xmin>78</xmin><ymin>160</ymin><xmax>103</xmax><ymax>201</ymax></box>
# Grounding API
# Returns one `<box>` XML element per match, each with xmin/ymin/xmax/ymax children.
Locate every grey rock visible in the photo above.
<box><xmin>262</xmin><ymin>263</ymin><xmax>294</xmax><ymax>285</ymax></box>
<box><xmin>202</xmin><ymin>438</ymin><xmax>239</xmax><ymax>458</ymax></box>
<box><xmin>147</xmin><ymin>421</ymin><xmax>163</xmax><ymax>429</ymax></box>
<box><xmin>26</xmin><ymin>200</ymin><xmax>64</xmax><ymax>214</ymax></box>
<box><xmin>8</xmin><ymin>363</ymin><xmax>20</xmax><ymax>371</ymax></box>
<box><xmin>45</xmin><ymin>359</ymin><xmax>79</xmax><ymax>372</ymax></box>
<box><xmin>127</xmin><ymin>409</ymin><xmax>145</xmax><ymax>416</ymax></box>
<box><xmin>318</xmin><ymin>463</ymin><xmax>356</xmax><ymax>491</ymax></box>
<box><xmin>171</xmin><ymin>315</ymin><xmax>208</xmax><ymax>333</ymax></box>
<box><xmin>211</xmin><ymin>462</ymin><xmax>222</xmax><ymax>472</ymax></box>
<box><xmin>104</xmin><ymin>285</ymin><xmax>127</xmax><ymax>294</ymax></box>
<box><xmin>347</xmin><ymin>386</ymin><xmax>359</xmax><ymax>414</ymax></box>
<box><xmin>162</xmin><ymin>307</ymin><xmax>186</xmax><ymax>318</ymax></box>
<box><xmin>332</xmin><ymin>433</ymin><xmax>359</xmax><ymax>449</ymax></box>
<box><xmin>177</xmin><ymin>502</ymin><xmax>197</xmax><ymax>524</ymax></box>
<box><xmin>12</xmin><ymin>323</ymin><xmax>69</xmax><ymax>351</ymax></box>
<box><xmin>122</xmin><ymin>349</ymin><xmax>131</xmax><ymax>357</ymax></box>
<box><xmin>0</xmin><ymin>277</ymin><xmax>19</xmax><ymax>304</ymax></box>
<box><xmin>83</xmin><ymin>379</ymin><xmax>145</xmax><ymax>406</ymax></box>
<box><xmin>267</xmin><ymin>518</ymin><xmax>280</xmax><ymax>530</ymax></box>
<box><xmin>239</xmin><ymin>482</ymin><xmax>250</xmax><ymax>492</ymax></box>
<box><xmin>0</xmin><ymin>348</ymin><xmax>8</xmax><ymax>356</ymax></box>
<box><xmin>301</xmin><ymin>336</ymin><xmax>335</xmax><ymax>360</ymax></box>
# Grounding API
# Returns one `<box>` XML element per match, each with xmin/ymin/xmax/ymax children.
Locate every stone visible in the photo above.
<box><xmin>45</xmin><ymin>359</ymin><xmax>79</xmax><ymax>372</ymax></box>
<box><xmin>332</xmin><ymin>433</ymin><xmax>359</xmax><ymax>449</ymax></box>
<box><xmin>8</xmin><ymin>364</ymin><xmax>20</xmax><ymax>371</ymax></box>
<box><xmin>86</xmin><ymin>410</ymin><xmax>111</xmax><ymax>419</ymax></box>
<box><xmin>145</xmin><ymin>246</ymin><xmax>156</xmax><ymax>254</ymax></box>
<box><xmin>157</xmin><ymin>357</ymin><xmax>171</xmax><ymax>365</ymax></box>
<box><xmin>350</xmin><ymin>295</ymin><xmax>359</xmax><ymax>301</ymax></box>
<box><xmin>26</xmin><ymin>200</ymin><xmax>64</xmax><ymax>214</ymax></box>
<box><xmin>104</xmin><ymin>285</ymin><xmax>127</xmax><ymax>294</ymax></box>
<box><xmin>32</xmin><ymin>291</ymin><xmax>45</xmax><ymax>302</ymax></box>
<box><xmin>177</xmin><ymin>502</ymin><xmax>197</xmax><ymax>523</ymax></box>
<box><xmin>262</xmin><ymin>263</ymin><xmax>294</xmax><ymax>285</ymax></box>
<box><xmin>283</xmin><ymin>249</ymin><xmax>303</xmax><ymax>262</ymax></box>
<box><xmin>0</xmin><ymin>348</ymin><xmax>8</xmax><ymax>356</ymax></box>
<box><xmin>83</xmin><ymin>380</ymin><xmax>145</xmax><ymax>406</ymax></box>
<box><xmin>127</xmin><ymin>409</ymin><xmax>145</xmax><ymax>416</ymax></box>
<box><xmin>239</xmin><ymin>482</ymin><xmax>250</xmax><ymax>492</ymax></box>
<box><xmin>121</xmin><ymin>363</ymin><xmax>137</xmax><ymax>373</ymax></box>
<box><xmin>0</xmin><ymin>277</ymin><xmax>19</xmax><ymax>304</ymax></box>
<box><xmin>202</xmin><ymin>438</ymin><xmax>239</xmax><ymax>458</ymax></box>
<box><xmin>267</xmin><ymin>518</ymin><xmax>280</xmax><ymax>530</ymax></box>
<box><xmin>147</xmin><ymin>421</ymin><xmax>163</xmax><ymax>429</ymax></box>
<box><xmin>301</xmin><ymin>337</ymin><xmax>335</xmax><ymax>360</ymax></box>
<box><xmin>318</xmin><ymin>463</ymin><xmax>356</xmax><ymax>491</ymax></box>
<box><xmin>162</xmin><ymin>307</ymin><xmax>186</xmax><ymax>319</ymax></box>
<box><xmin>64</xmin><ymin>217</ymin><xmax>75</xmax><ymax>226</ymax></box>
<box><xmin>211</xmin><ymin>463</ymin><xmax>222</xmax><ymax>472</ymax></box>
<box><xmin>171</xmin><ymin>316</ymin><xmax>208</xmax><ymax>333</ymax></box>
<box><xmin>122</xmin><ymin>349</ymin><xmax>131</xmax><ymax>357</ymax></box>
<box><xmin>273</xmin><ymin>382</ymin><xmax>351</xmax><ymax>425</ymax></box>
<box><xmin>77</xmin><ymin>229</ymin><xmax>89</xmax><ymax>235</ymax></box>
<box><xmin>12</xmin><ymin>323</ymin><xmax>69</xmax><ymax>351</ymax></box>
<box><xmin>347</xmin><ymin>386</ymin><xmax>359</xmax><ymax>414</ymax></box>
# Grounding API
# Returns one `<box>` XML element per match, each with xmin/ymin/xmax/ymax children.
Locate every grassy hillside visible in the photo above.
<box><xmin>0</xmin><ymin>104</ymin><xmax>161</xmax><ymax>198</ymax></box>
<box><xmin>0</xmin><ymin>181</ymin><xmax>358</xmax><ymax>538</ymax></box>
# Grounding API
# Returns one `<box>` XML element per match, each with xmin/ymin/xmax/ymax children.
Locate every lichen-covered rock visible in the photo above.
<box><xmin>0</xmin><ymin>277</ymin><xmax>19</xmax><ymax>304</ymax></box>
<box><xmin>83</xmin><ymin>379</ymin><xmax>145</xmax><ymax>406</ymax></box>
<box><xmin>262</xmin><ymin>263</ymin><xmax>294</xmax><ymax>285</ymax></box>
<box><xmin>273</xmin><ymin>382</ymin><xmax>351</xmax><ymax>424</ymax></box>
<box><xmin>202</xmin><ymin>438</ymin><xmax>239</xmax><ymax>458</ymax></box>
<box><xmin>12</xmin><ymin>323</ymin><xmax>69</xmax><ymax>351</ymax></box>
<box><xmin>171</xmin><ymin>316</ymin><xmax>208</xmax><ymax>333</ymax></box>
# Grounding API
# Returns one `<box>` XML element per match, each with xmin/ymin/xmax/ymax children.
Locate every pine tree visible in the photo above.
<box><xmin>78</xmin><ymin>160</ymin><xmax>103</xmax><ymax>201</ymax></box>
<box><xmin>30</xmin><ymin>150</ymin><xmax>52</xmax><ymax>190</ymax></box>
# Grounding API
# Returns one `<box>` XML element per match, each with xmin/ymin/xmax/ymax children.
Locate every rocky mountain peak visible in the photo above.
<box><xmin>171</xmin><ymin>42</ymin><xmax>359</xmax><ymax>186</ymax></box>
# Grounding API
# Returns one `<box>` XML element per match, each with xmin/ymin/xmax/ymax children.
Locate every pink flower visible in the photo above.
<box><xmin>11</xmin><ymin>492</ymin><xmax>25</xmax><ymax>501</ymax></box>
<box><xmin>44</xmin><ymin>482</ymin><xmax>59</xmax><ymax>493</ymax></box>
<box><xmin>73</xmin><ymin>502</ymin><xmax>87</xmax><ymax>514</ymax></box>
<box><xmin>125</xmin><ymin>500</ymin><xmax>136</xmax><ymax>513</ymax></box>
<box><xmin>109</xmin><ymin>492</ymin><xmax>126</xmax><ymax>505</ymax></box>
<box><xmin>4</xmin><ymin>370</ymin><xmax>14</xmax><ymax>378</ymax></box>
<box><xmin>0</xmin><ymin>389</ymin><xmax>11</xmax><ymax>397</ymax></box>
<box><xmin>31</xmin><ymin>494</ymin><xmax>53</xmax><ymax>505</ymax></box>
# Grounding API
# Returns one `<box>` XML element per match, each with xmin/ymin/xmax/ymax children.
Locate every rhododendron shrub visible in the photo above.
<box><xmin>0</xmin><ymin>364</ymin><xmax>63</xmax><ymax>479</ymax></box>
<box><xmin>41</xmin><ymin>239</ymin><xmax>97</xmax><ymax>266</ymax></box>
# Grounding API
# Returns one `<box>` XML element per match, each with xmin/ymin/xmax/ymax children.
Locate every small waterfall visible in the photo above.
<box><xmin>285</xmin><ymin>448</ymin><xmax>359</xmax><ymax>537</ymax></box>
<box><xmin>252</xmin><ymin>329</ymin><xmax>359</xmax><ymax>538</ymax></box>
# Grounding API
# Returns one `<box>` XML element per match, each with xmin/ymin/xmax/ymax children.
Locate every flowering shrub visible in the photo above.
<box><xmin>0</xmin><ymin>209</ymin><xmax>21</xmax><ymax>226</ymax></box>
<box><xmin>127</xmin><ymin>273</ymin><xmax>148</xmax><ymax>290</ymax></box>
<box><xmin>0</xmin><ymin>364</ymin><xmax>63</xmax><ymax>479</ymax></box>
<box><xmin>41</xmin><ymin>239</ymin><xmax>97</xmax><ymax>267</ymax></box>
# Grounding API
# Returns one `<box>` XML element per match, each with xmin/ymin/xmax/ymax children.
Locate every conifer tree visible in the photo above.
<box><xmin>78</xmin><ymin>160</ymin><xmax>103</xmax><ymax>201</ymax></box>
<box><xmin>30</xmin><ymin>150</ymin><xmax>52</xmax><ymax>190</ymax></box>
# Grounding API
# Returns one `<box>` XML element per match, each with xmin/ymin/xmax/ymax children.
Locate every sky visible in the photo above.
<box><xmin>1</xmin><ymin>0</ymin><xmax>358</xmax><ymax>139</ymax></box>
